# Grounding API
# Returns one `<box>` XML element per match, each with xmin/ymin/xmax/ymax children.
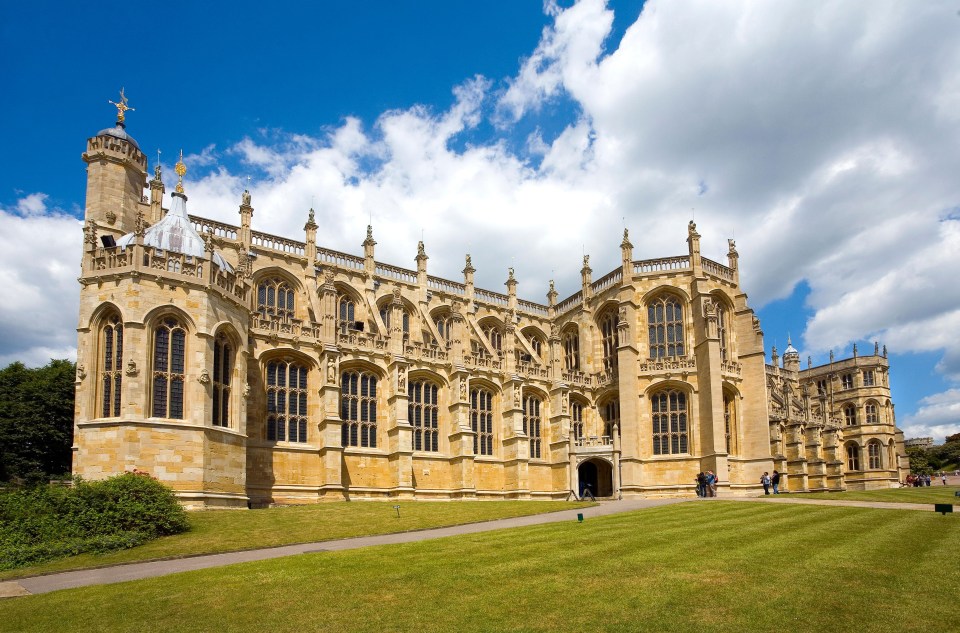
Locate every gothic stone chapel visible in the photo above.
<box><xmin>72</xmin><ymin>100</ymin><xmax>909</xmax><ymax>508</ymax></box>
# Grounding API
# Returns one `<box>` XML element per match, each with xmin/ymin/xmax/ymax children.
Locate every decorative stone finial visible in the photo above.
<box><xmin>108</xmin><ymin>88</ymin><xmax>134</xmax><ymax>126</ymax></box>
<box><xmin>621</xmin><ymin>228</ymin><xmax>632</xmax><ymax>249</ymax></box>
<box><xmin>463</xmin><ymin>253</ymin><xmax>475</xmax><ymax>274</ymax></box>
<box><xmin>728</xmin><ymin>238</ymin><xmax>738</xmax><ymax>255</ymax></box>
<box><xmin>416</xmin><ymin>240</ymin><xmax>427</xmax><ymax>260</ymax></box>
<box><xmin>852</xmin><ymin>343</ymin><xmax>858</xmax><ymax>357</ymax></box>
<box><xmin>304</xmin><ymin>208</ymin><xmax>318</xmax><ymax>231</ymax></box>
<box><xmin>174</xmin><ymin>149</ymin><xmax>186</xmax><ymax>194</ymax></box>
<box><xmin>874</xmin><ymin>341</ymin><xmax>880</xmax><ymax>356</ymax></box>
<box><xmin>242</xmin><ymin>189</ymin><xmax>251</xmax><ymax>206</ymax></box>
<box><xmin>363</xmin><ymin>224</ymin><xmax>376</xmax><ymax>246</ymax></box>
<box><xmin>507</xmin><ymin>267</ymin><xmax>515</xmax><ymax>282</ymax></box>
<box><xmin>154</xmin><ymin>163</ymin><xmax>162</xmax><ymax>181</ymax></box>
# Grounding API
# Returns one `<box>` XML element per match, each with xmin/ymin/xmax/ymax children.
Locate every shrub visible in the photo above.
<box><xmin>0</xmin><ymin>471</ymin><xmax>189</xmax><ymax>570</ymax></box>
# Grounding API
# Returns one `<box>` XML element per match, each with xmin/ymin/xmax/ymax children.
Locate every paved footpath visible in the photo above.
<box><xmin>0</xmin><ymin>495</ymin><xmax>948</xmax><ymax>598</ymax></box>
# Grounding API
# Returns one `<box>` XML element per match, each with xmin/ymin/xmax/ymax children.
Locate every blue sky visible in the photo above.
<box><xmin>1</xmin><ymin>1</ymin><xmax>959</xmax><ymax>441</ymax></box>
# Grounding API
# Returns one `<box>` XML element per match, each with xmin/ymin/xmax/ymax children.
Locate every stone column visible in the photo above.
<box><xmin>387</xmin><ymin>356</ymin><xmax>414</xmax><ymax>498</ymax></box>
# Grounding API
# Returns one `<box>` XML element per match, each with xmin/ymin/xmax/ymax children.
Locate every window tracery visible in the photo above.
<box><xmin>562</xmin><ymin>330</ymin><xmax>580</xmax><ymax>371</ymax></box>
<box><xmin>471</xmin><ymin>387</ymin><xmax>493</xmax><ymax>456</ymax></box>
<box><xmin>257</xmin><ymin>278</ymin><xmax>295</xmax><ymax>320</ymax></box>
<box><xmin>212</xmin><ymin>332</ymin><xmax>232</xmax><ymax>428</ymax></box>
<box><xmin>409</xmin><ymin>380</ymin><xmax>439</xmax><ymax>452</ymax></box>
<box><xmin>152</xmin><ymin>317</ymin><xmax>186</xmax><ymax>419</ymax></box>
<box><xmin>523</xmin><ymin>394</ymin><xmax>543</xmax><ymax>459</ymax></box>
<box><xmin>648</xmin><ymin>295</ymin><xmax>684</xmax><ymax>359</ymax></box>
<box><xmin>651</xmin><ymin>390</ymin><xmax>688</xmax><ymax>455</ymax></box>
<box><xmin>266</xmin><ymin>359</ymin><xmax>308</xmax><ymax>442</ymax></box>
<box><xmin>100</xmin><ymin>313</ymin><xmax>123</xmax><ymax>418</ymax></box>
<box><xmin>341</xmin><ymin>370</ymin><xmax>378</xmax><ymax>448</ymax></box>
<box><xmin>599</xmin><ymin>311</ymin><xmax>619</xmax><ymax>372</ymax></box>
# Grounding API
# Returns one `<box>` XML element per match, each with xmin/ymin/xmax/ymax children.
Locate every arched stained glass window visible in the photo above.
<box><xmin>523</xmin><ymin>395</ymin><xmax>543</xmax><ymax>459</ymax></box>
<box><xmin>266</xmin><ymin>359</ymin><xmax>308</xmax><ymax>442</ymax></box>
<box><xmin>563</xmin><ymin>330</ymin><xmax>580</xmax><ymax>371</ymax></box>
<box><xmin>471</xmin><ymin>388</ymin><xmax>494</xmax><ymax>456</ymax></box>
<box><xmin>341</xmin><ymin>370</ymin><xmax>378</xmax><ymax>448</ymax></box>
<box><xmin>152</xmin><ymin>317</ymin><xmax>186</xmax><ymax>419</ymax></box>
<box><xmin>212</xmin><ymin>333</ymin><xmax>232</xmax><ymax>428</ymax></box>
<box><xmin>409</xmin><ymin>380</ymin><xmax>439</xmax><ymax>452</ymax></box>
<box><xmin>651</xmin><ymin>390</ymin><xmax>688</xmax><ymax>455</ymax></box>
<box><xmin>100</xmin><ymin>313</ymin><xmax>123</xmax><ymax>418</ymax></box>
<box><xmin>258</xmin><ymin>278</ymin><xmax>295</xmax><ymax>319</ymax></box>
<box><xmin>648</xmin><ymin>296</ymin><xmax>684</xmax><ymax>359</ymax></box>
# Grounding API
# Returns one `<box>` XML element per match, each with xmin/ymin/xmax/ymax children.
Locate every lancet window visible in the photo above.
<box><xmin>651</xmin><ymin>390</ymin><xmax>688</xmax><ymax>455</ymax></box>
<box><xmin>841</xmin><ymin>373</ymin><xmax>854</xmax><ymax>390</ymax></box>
<box><xmin>868</xmin><ymin>441</ymin><xmax>882</xmax><ymax>469</ymax></box>
<box><xmin>152</xmin><ymin>317</ymin><xmax>186</xmax><ymax>419</ymax></box>
<box><xmin>648</xmin><ymin>295</ymin><xmax>684</xmax><ymax>359</ymax></box>
<box><xmin>717</xmin><ymin>304</ymin><xmax>728</xmax><ymax>361</ymax></box>
<box><xmin>211</xmin><ymin>332</ymin><xmax>232</xmax><ymax>428</ymax></box>
<box><xmin>483</xmin><ymin>324</ymin><xmax>503</xmax><ymax>353</ymax></box>
<box><xmin>843</xmin><ymin>404</ymin><xmax>857</xmax><ymax>426</ymax></box>
<box><xmin>571</xmin><ymin>400</ymin><xmax>584</xmax><ymax>440</ymax></box>
<box><xmin>601</xmin><ymin>398</ymin><xmax>620</xmax><ymax>439</ymax></box>
<box><xmin>864</xmin><ymin>401</ymin><xmax>879</xmax><ymax>424</ymax></box>
<box><xmin>846</xmin><ymin>443</ymin><xmax>861</xmax><ymax>471</ymax></box>
<box><xmin>523</xmin><ymin>394</ymin><xmax>543</xmax><ymax>459</ymax></box>
<box><xmin>471</xmin><ymin>387</ymin><xmax>494</xmax><ymax>456</ymax></box>
<box><xmin>100</xmin><ymin>313</ymin><xmax>123</xmax><ymax>418</ymax></box>
<box><xmin>266</xmin><ymin>359</ymin><xmax>308</xmax><ymax>442</ymax></box>
<box><xmin>409</xmin><ymin>380</ymin><xmax>439</xmax><ymax>452</ymax></box>
<box><xmin>863</xmin><ymin>370</ymin><xmax>875</xmax><ymax>387</ymax></box>
<box><xmin>337</xmin><ymin>294</ymin><xmax>357</xmax><ymax>334</ymax></box>
<box><xmin>341</xmin><ymin>370</ymin><xmax>378</xmax><ymax>448</ymax></box>
<box><xmin>380</xmin><ymin>306</ymin><xmax>410</xmax><ymax>340</ymax></box>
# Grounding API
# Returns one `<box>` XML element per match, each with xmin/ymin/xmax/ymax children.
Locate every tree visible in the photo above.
<box><xmin>0</xmin><ymin>360</ymin><xmax>76</xmax><ymax>482</ymax></box>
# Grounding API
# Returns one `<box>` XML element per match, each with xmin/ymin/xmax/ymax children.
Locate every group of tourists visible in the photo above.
<box><xmin>904</xmin><ymin>473</ymin><xmax>948</xmax><ymax>487</ymax></box>
<box><xmin>759</xmin><ymin>470</ymin><xmax>782</xmax><ymax>495</ymax></box>
<box><xmin>695</xmin><ymin>471</ymin><xmax>719</xmax><ymax>497</ymax></box>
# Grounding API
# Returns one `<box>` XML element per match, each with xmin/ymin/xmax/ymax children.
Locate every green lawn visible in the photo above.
<box><xmin>2</xmin><ymin>502</ymin><xmax>957</xmax><ymax>632</ymax></box>
<box><xmin>797</xmin><ymin>485</ymin><xmax>960</xmax><ymax>505</ymax></box>
<box><xmin>0</xmin><ymin>500</ymin><xmax>592</xmax><ymax>581</ymax></box>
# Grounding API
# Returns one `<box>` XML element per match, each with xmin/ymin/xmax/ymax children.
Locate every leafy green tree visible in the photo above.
<box><xmin>0</xmin><ymin>360</ymin><xmax>76</xmax><ymax>483</ymax></box>
<box><xmin>906</xmin><ymin>446</ymin><xmax>932</xmax><ymax>475</ymax></box>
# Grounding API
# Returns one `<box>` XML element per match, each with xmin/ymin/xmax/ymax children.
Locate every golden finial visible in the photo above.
<box><xmin>108</xmin><ymin>88</ymin><xmax>134</xmax><ymax>125</ymax></box>
<box><xmin>175</xmin><ymin>149</ymin><xmax>186</xmax><ymax>194</ymax></box>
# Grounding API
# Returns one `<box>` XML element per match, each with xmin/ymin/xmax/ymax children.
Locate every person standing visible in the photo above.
<box><xmin>696</xmin><ymin>472</ymin><xmax>706</xmax><ymax>497</ymax></box>
<box><xmin>943</xmin><ymin>473</ymin><xmax>948</xmax><ymax>486</ymax></box>
<box><xmin>761</xmin><ymin>472</ymin><xmax>771</xmax><ymax>495</ymax></box>
<box><xmin>706</xmin><ymin>470</ymin><xmax>717</xmax><ymax>497</ymax></box>
<box><xmin>772</xmin><ymin>470</ymin><xmax>781</xmax><ymax>494</ymax></box>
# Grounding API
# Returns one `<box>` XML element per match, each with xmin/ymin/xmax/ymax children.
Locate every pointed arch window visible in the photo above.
<box><xmin>409</xmin><ymin>380</ymin><xmax>439</xmax><ymax>452</ymax></box>
<box><xmin>563</xmin><ymin>330</ymin><xmax>580</xmax><ymax>371</ymax></box>
<box><xmin>212</xmin><ymin>332</ymin><xmax>232</xmax><ymax>428</ymax></box>
<box><xmin>523</xmin><ymin>394</ymin><xmax>543</xmax><ymax>459</ymax></box>
<box><xmin>843</xmin><ymin>404</ymin><xmax>857</xmax><ymax>426</ymax></box>
<box><xmin>337</xmin><ymin>294</ymin><xmax>356</xmax><ymax>334</ymax></box>
<box><xmin>341</xmin><ymin>370</ymin><xmax>378</xmax><ymax>448</ymax></box>
<box><xmin>471</xmin><ymin>387</ymin><xmax>494</xmax><ymax>456</ymax></box>
<box><xmin>652</xmin><ymin>390</ymin><xmax>688</xmax><ymax>455</ymax></box>
<box><xmin>846</xmin><ymin>443</ymin><xmax>861</xmax><ymax>471</ymax></box>
<box><xmin>601</xmin><ymin>398</ymin><xmax>620</xmax><ymax>439</ymax></box>
<box><xmin>723</xmin><ymin>393</ymin><xmax>738</xmax><ymax>455</ymax></box>
<box><xmin>380</xmin><ymin>305</ymin><xmax>410</xmax><ymax>340</ymax></box>
<box><xmin>648</xmin><ymin>295</ymin><xmax>684</xmax><ymax>359</ymax></box>
<box><xmin>864</xmin><ymin>401</ymin><xmax>879</xmax><ymax>424</ymax></box>
<box><xmin>599</xmin><ymin>311</ymin><xmax>619</xmax><ymax>372</ymax></box>
<box><xmin>434</xmin><ymin>312</ymin><xmax>453</xmax><ymax>344</ymax></box>
<box><xmin>100</xmin><ymin>313</ymin><xmax>123</xmax><ymax>418</ymax></box>
<box><xmin>152</xmin><ymin>317</ymin><xmax>186</xmax><ymax>419</ymax></box>
<box><xmin>258</xmin><ymin>278</ymin><xmax>295</xmax><ymax>320</ymax></box>
<box><xmin>266</xmin><ymin>359</ymin><xmax>308</xmax><ymax>442</ymax></box>
<box><xmin>483</xmin><ymin>324</ymin><xmax>503</xmax><ymax>353</ymax></box>
<box><xmin>571</xmin><ymin>401</ymin><xmax>584</xmax><ymax>440</ymax></box>
<box><xmin>868</xmin><ymin>441</ymin><xmax>882</xmax><ymax>469</ymax></box>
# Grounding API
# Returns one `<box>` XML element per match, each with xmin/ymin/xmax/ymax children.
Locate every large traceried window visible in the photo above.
<box><xmin>483</xmin><ymin>324</ymin><xmax>503</xmax><ymax>354</ymax></box>
<box><xmin>433</xmin><ymin>311</ymin><xmax>453</xmax><ymax>344</ymax></box>
<box><xmin>648</xmin><ymin>296</ymin><xmax>684</xmax><ymax>359</ymax></box>
<box><xmin>868</xmin><ymin>441</ymin><xmax>882</xmax><ymax>469</ymax></box>
<box><xmin>844</xmin><ymin>404</ymin><xmax>857</xmax><ymax>426</ymax></box>
<box><xmin>563</xmin><ymin>330</ymin><xmax>580</xmax><ymax>371</ymax></box>
<box><xmin>846</xmin><ymin>443</ymin><xmax>861</xmax><ymax>471</ymax></box>
<box><xmin>337</xmin><ymin>294</ymin><xmax>357</xmax><ymax>333</ymax></box>
<box><xmin>571</xmin><ymin>401</ymin><xmax>584</xmax><ymax>440</ymax></box>
<box><xmin>865</xmin><ymin>401</ymin><xmax>879</xmax><ymax>424</ymax></box>
<box><xmin>409</xmin><ymin>380</ymin><xmax>439</xmax><ymax>452</ymax></box>
<box><xmin>471</xmin><ymin>387</ymin><xmax>494</xmax><ymax>456</ymax></box>
<box><xmin>341</xmin><ymin>370</ymin><xmax>378</xmax><ymax>448</ymax></box>
<box><xmin>652</xmin><ymin>390</ymin><xmax>688</xmax><ymax>455</ymax></box>
<box><xmin>152</xmin><ymin>317</ymin><xmax>186</xmax><ymax>419</ymax></box>
<box><xmin>100</xmin><ymin>313</ymin><xmax>123</xmax><ymax>418</ymax></box>
<box><xmin>599</xmin><ymin>311</ymin><xmax>619</xmax><ymax>372</ymax></box>
<box><xmin>601</xmin><ymin>399</ymin><xmax>620</xmax><ymax>439</ymax></box>
<box><xmin>212</xmin><ymin>332</ymin><xmax>232</xmax><ymax>428</ymax></box>
<box><xmin>380</xmin><ymin>305</ymin><xmax>410</xmax><ymax>340</ymax></box>
<box><xmin>266</xmin><ymin>359</ymin><xmax>308</xmax><ymax>442</ymax></box>
<box><xmin>258</xmin><ymin>278</ymin><xmax>295</xmax><ymax>320</ymax></box>
<box><xmin>523</xmin><ymin>395</ymin><xmax>543</xmax><ymax>459</ymax></box>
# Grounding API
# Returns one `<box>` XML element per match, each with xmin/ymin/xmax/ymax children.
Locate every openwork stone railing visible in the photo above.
<box><xmin>475</xmin><ymin>288</ymin><xmax>509</xmax><ymax>307</ymax></box>
<box><xmin>404</xmin><ymin>341</ymin><xmax>449</xmax><ymax>362</ymax></box>
<box><xmin>592</xmin><ymin>269</ymin><xmax>622</xmax><ymax>293</ymax></box>
<box><xmin>189</xmin><ymin>216</ymin><xmax>238</xmax><ymax>240</ymax></box>
<box><xmin>574</xmin><ymin>435</ymin><xmax>613</xmax><ymax>448</ymax></box>
<box><xmin>376</xmin><ymin>262</ymin><xmax>418</xmax><ymax>284</ymax></box>
<box><xmin>633</xmin><ymin>256</ymin><xmax>690</xmax><ymax>274</ymax></box>
<box><xmin>721</xmin><ymin>360</ymin><xmax>742</xmax><ymax>376</ymax></box>
<box><xmin>428</xmin><ymin>275</ymin><xmax>466</xmax><ymax>295</ymax></box>
<box><xmin>467</xmin><ymin>353</ymin><xmax>502</xmax><ymax>370</ymax></box>
<box><xmin>702</xmin><ymin>257</ymin><xmax>735</xmax><ymax>282</ymax></box>
<box><xmin>251</xmin><ymin>230</ymin><xmax>306</xmax><ymax>256</ymax></box>
<box><xmin>251</xmin><ymin>315</ymin><xmax>319</xmax><ymax>338</ymax></box>
<box><xmin>517</xmin><ymin>299</ymin><xmax>548</xmax><ymax>317</ymax></box>
<box><xmin>317</xmin><ymin>248</ymin><xmax>365</xmax><ymax>270</ymax></box>
<box><xmin>561</xmin><ymin>370</ymin><xmax>593</xmax><ymax>388</ymax></box>
<box><xmin>638</xmin><ymin>357</ymin><xmax>697</xmax><ymax>374</ymax></box>
<box><xmin>555</xmin><ymin>291</ymin><xmax>583</xmax><ymax>315</ymax></box>
<box><xmin>337</xmin><ymin>330</ymin><xmax>388</xmax><ymax>350</ymax></box>
<box><xmin>517</xmin><ymin>361</ymin><xmax>549</xmax><ymax>379</ymax></box>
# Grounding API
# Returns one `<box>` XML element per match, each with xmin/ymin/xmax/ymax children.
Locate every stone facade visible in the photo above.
<box><xmin>72</xmin><ymin>116</ymin><xmax>909</xmax><ymax>508</ymax></box>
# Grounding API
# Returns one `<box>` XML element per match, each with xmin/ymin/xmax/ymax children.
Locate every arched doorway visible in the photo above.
<box><xmin>578</xmin><ymin>459</ymin><xmax>613</xmax><ymax>498</ymax></box>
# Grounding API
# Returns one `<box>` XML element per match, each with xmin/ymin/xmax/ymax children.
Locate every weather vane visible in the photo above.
<box><xmin>108</xmin><ymin>88</ymin><xmax>134</xmax><ymax>124</ymax></box>
<box><xmin>175</xmin><ymin>149</ymin><xmax>187</xmax><ymax>194</ymax></box>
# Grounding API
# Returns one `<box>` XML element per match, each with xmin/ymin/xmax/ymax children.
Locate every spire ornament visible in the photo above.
<box><xmin>108</xmin><ymin>88</ymin><xmax>134</xmax><ymax>125</ymax></box>
<box><xmin>174</xmin><ymin>150</ymin><xmax>186</xmax><ymax>194</ymax></box>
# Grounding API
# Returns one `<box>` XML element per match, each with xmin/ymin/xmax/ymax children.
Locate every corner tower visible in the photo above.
<box><xmin>81</xmin><ymin>89</ymin><xmax>148</xmax><ymax>237</ymax></box>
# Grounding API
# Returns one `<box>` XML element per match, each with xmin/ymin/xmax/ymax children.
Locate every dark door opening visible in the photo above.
<box><xmin>578</xmin><ymin>459</ymin><xmax>613</xmax><ymax>497</ymax></box>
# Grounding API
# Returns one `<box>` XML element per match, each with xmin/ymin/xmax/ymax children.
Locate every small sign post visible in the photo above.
<box><xmin>934</xmin><ymin>504</ymin><xmax>953</xmax><ymax>516</ymax></box>
<box><xmin>394</xmin><ymin>505</ymin><xmax>401</xmax><ymax>518</ymax></box>
<box><xmin>577</xmin><ymin>513</ymin><xmax>584</xmax><ymax>523</ymax></box>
